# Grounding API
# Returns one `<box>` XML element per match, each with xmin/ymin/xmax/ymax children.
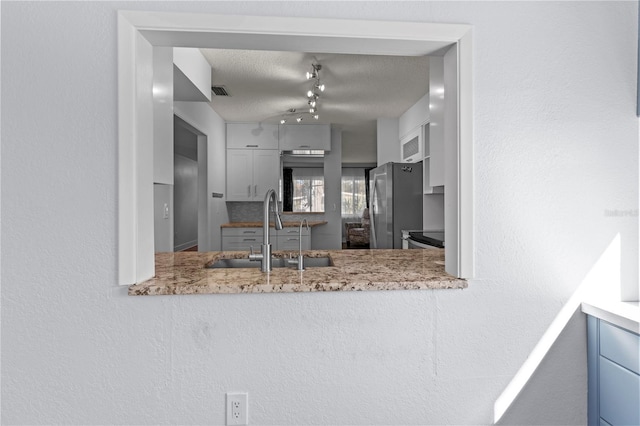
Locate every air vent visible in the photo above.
<box><xmin>211</xmin><ymin>86</ymin><xmax>230</xmax><ymax>96</ymax></box>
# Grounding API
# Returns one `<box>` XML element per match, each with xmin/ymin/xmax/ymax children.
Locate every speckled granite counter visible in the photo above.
<box><xmin>129</xmin><ymin>249</ymin><xmax>467</xmax><ymax>296</ymax></box>
<box><xmin>221</xmin><ymin>221</ymin><xmax>327</xmax><ymax>228</ymax></box>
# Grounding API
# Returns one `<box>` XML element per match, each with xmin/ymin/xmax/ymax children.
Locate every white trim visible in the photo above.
<box><xmin>117</xmin><ymin>14</ymin><xmax>137</xmax><ymax>285</ymax></box>
<box><xmin>458</xmin><ymin>31</ymin><xmax>474</xmax><ymax>279</ymax></box>
<box><xmin>118</xmin><ymin>10</ymin><xmax>473</xmax><ymax>284</ymax></box>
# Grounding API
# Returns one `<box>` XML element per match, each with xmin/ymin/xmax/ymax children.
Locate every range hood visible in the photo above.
<box><xmin>282</xmin><ymin>149</ymin><xmax>325</xmax><ymax>158</ymax></box>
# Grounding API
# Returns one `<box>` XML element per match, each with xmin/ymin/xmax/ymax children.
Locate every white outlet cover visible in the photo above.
<box><xmin>226</xmin><ymin>392</ymin><xmax>248</xmax><ymax>426</ymax></box>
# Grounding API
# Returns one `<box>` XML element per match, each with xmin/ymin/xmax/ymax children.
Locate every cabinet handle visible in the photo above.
<box><xmin>287</xmin><ymin>230</ymin><xmax>298</xmax><ymax>234</ymax></box>
<box><xmin>242</xmin><ymin>231</ymin><xmax>257</xmax><ymax>234</ymax></box>
<box><xmin>287</xmin><ymin>238</ymin><xmax>299</xmax><ymax>241</ymax></box>
<box><xmin>247</xmin><ymin>185</ymin><xmax>251</xmax><ymax>197</ymax></box>
<box><xmin>243</xmin><ymin>238</ymin><xmax>257</xmax><ymax>242</ymax></box>
<box><xmin>298</xmin><ymin>145</ymin><xmax>310</xmax><ymax>148</ymax></box>
<box><xmin>246</xmin><ymin>144</ymin><xmax>259</xmax><ymax>148</ymax></box>
<box><xmin>254</xmin><ymin>185</ymin><xmax>258</xmax><ymax>197</ymax></box>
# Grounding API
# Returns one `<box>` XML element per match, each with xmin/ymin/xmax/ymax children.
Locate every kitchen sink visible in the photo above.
<box><xmin>208</xmin><ymin>256</ymin><xmax>333</xmax><ymax>269</ymax></box>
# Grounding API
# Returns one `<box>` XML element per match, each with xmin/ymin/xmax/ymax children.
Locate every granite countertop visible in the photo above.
<box><xmin>129</xmin><ymin>249</ymin><xmax>467</xmax><ymax>296</ymax></box>
<box><xmin>222</xmin><ymin>221</ymin><xmax>327</xmax><ymax>228</ymax></box>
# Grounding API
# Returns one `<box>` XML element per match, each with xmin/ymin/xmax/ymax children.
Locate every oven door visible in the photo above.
<box><xmin>407</xmin><ymin>237</ymin><xmax>440</xmax><ymax>249</ymax></box>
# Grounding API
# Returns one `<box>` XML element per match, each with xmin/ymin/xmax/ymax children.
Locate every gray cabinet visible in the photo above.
<box><xmin>588</xmin><ymin>316</ymin><xmax>640</xmax><ymax>426</ymax></box>
<box><xmin>221</xmin><ymin>227</ymin><xmax>311</xmax><ymax>251</ymax></box>
<box><xmin>221</xmin><ymin>227</ymin><xmax>263</xmax><ymax>251</ymax></box>
<box><xmin>273</xmin><ymin>227</ymin><xmax>310</xmax><ymax>251</ymax></box>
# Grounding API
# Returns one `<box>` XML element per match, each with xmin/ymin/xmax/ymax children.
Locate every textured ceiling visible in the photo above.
<box><xmin>200</xmin><ymin>49</ymin><xmax>429</xmax><ymax>164</ymax></box>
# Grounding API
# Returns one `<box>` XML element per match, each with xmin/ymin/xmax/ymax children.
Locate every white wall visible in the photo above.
<box><xmin>153</xmin><ymin>183</ymin><xmax>173</xmax><ymax>251</ymax></box>
<box><xmin>173</xmin><ymin>47</ymin><xmax>211</xmax><ymax>102</ymax></box>
<box><xmin>153</xmin><ymin>47</ymin><xmax>174</xmax><ymax>185</ymax></box>
<box><xmin>173</xmin><ymin>101</ymin><xmax>228</xmax><ymax>252</ymax></box>
<box><xmin>2</xmin><ymin>2</ymin><xmax>638</xmax><ymax>425</ymax></box>
<box><xmin>376</xmin><ymin>117</ymin><xmax>400</xmax><ymax>165</ymax></box>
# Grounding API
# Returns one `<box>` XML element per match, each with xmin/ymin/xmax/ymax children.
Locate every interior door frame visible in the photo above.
<box><xmin>117</xmin><ymin>10</ymin><xmax>473</xmax><ymax>284</ymax></box>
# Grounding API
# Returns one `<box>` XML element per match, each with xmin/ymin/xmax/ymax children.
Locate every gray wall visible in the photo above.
<box><xmin>2</xmin><ymin>2</ymin><xmax>638</xmax><ymax>425</ymax></box>
<box><xmin>376</xmin><ymin>117</ymin><xmax>400</xmax><ymax>165</ymax></box>
<box><xmin>310</xmin><ymin>127</ymin><xmax>343</xmax><ymax>249</ymax></box>
<box><xmin>173</xmin><ymin>154</ymin><xmax>198</xmax><ymax>251</ymax></box>
<box><xmin>153</xmin><ymin>183</ymin><xmax>173</xmax><ymax>252</ymax></box>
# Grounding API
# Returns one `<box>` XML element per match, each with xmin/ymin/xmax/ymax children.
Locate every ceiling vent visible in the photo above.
<box><xmin>211</xmin><ymin>86</ymin><xmax>230</xmax><ymax>96</ymax></box>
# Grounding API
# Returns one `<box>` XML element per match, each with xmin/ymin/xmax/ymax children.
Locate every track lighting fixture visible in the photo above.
<box><xmin>306</xmin><ymin>63</ymin><xmax>321</xmax><ymax>80</ymax></box>
<box><xmin>277</xmin><ymin>63</ymin><xmax>326</xmax><ymax>125</ymax></box>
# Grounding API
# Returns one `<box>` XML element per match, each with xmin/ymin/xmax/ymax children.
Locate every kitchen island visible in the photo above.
<box><xmin>129</xmin><ymin>249</ymin><xmax>467</xmax><ymax>296</ymax></box>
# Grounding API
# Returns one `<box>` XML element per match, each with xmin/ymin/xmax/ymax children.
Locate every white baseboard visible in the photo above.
<box><xmin>174</xmin><ymin>239</ymin><xmax>197</xmax><ymax>252</ymax></box>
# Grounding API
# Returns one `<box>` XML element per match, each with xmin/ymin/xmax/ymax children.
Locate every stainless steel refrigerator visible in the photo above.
<box><xmin>369</xmin><ymin>162</ymin><xmax>423</xmax><ymax>249</ymax></box>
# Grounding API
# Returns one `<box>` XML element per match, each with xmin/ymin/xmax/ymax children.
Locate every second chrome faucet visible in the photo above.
<box><xmin>288</xmin><ymin>219</ymin><xmax>310</xmax><ymax>271</ymax></box>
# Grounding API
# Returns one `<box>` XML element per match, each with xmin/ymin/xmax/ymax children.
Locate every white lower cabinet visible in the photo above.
<box><xmin>221</xmin><ymin>227</ymin><xmax>263</xmax><ymax>251</ymax></box>
<box><xmin>274</xmin><ymin>227</ymin><xmax>311</xmax><ymax>251</ymax></box>
<box><xmin>222</xmin><ymin>227</ymin><xmax>311</xmax><ymax>251</ymax></box>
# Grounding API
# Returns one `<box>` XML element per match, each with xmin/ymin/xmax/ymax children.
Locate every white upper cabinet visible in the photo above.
<box><xmin>279</xmin><ymin>124</ymin><xmax>330</xmax><ymax>151</ymax></box>
<box><xmin>226</xmin><ymin>149</ymin><xmax>280</xmax><ymax>201</ymax></box>
<box><xmin>227</xmin><ymin>123</ymin><xmax>279</xmax><ymax>150</ymax></box>
<box><xmin>226</xmin><ymin>123</ymin><xmax>280</xmax><ymax>201</ymax></box>
<box><xmin>400</xmin><ymin>126</ymin><xmax>423</xmax><ymax>163</ymax></box>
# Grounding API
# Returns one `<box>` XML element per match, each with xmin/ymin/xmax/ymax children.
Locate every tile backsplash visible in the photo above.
<box><xmin>226</xmin><ymin>202</ymin><xmax>325</xmax><ymax>223</ymax></box>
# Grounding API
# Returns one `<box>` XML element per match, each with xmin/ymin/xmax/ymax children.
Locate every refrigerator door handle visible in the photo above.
<box><xmin>370</xmin><ymin>176</ymin><xmax>378</xmax><ymax>249</ymax></box>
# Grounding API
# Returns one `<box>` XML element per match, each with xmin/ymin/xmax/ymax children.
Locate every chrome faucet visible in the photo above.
<box><xmin>288</xmin><ymin>219</ymin><xmax>309</xmax><ymax>271</ymax></box>
<box><xmin>248</xmin><ymin>189</ymin><xmax>283</xmax><ymax>272</ymax></box>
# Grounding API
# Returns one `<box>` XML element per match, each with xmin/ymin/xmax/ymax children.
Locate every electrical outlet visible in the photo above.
<box><xmin>226</xmin><ymin>392</ymin><xmax>248</xmax><ymax>425</ymax></box>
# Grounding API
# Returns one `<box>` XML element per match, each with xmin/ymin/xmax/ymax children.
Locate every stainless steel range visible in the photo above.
<box><xmin>401</xmin><ymin>230</ymin><xmax>445</xmax><ymax>249</ymax></box>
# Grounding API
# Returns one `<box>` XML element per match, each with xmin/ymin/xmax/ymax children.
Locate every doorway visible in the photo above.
<box><xmin>153</xmin><ymin>115</ymin><xmax>209</xmax><ymax>252</ymax></box>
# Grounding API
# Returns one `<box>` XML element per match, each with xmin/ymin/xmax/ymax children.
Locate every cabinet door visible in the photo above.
<box><xmin>400</xmin><ymin>126</ymin><xmax>422</xmax><ymax>163</ymax></box>
<box><xmin>277</xmin><ymin>235</ymin><xmax>311</xmax><ymax>251</ymax></box>
<box><xmin>227</xmin><ymin>123</ymin><xmax>279</xmax><ymax>149</ymax></box>
<box><xmin>600</xmin><ymin>357</ymin><xmax>640</xmax><ymax>426</ymax></box>
<box><xmin>226</xmin><ymin>149</ymin><xmax>253</xmax><ymax>201</ymax></box>
<box><xmin>252</xmin><ymin>150</ymin><xmax>281</xmax><ymax>200</ymax></box>
<box><xmin>279</xmin><ymin>124</ymin><xmax>331</xmax><ymax>151</ymax></box>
